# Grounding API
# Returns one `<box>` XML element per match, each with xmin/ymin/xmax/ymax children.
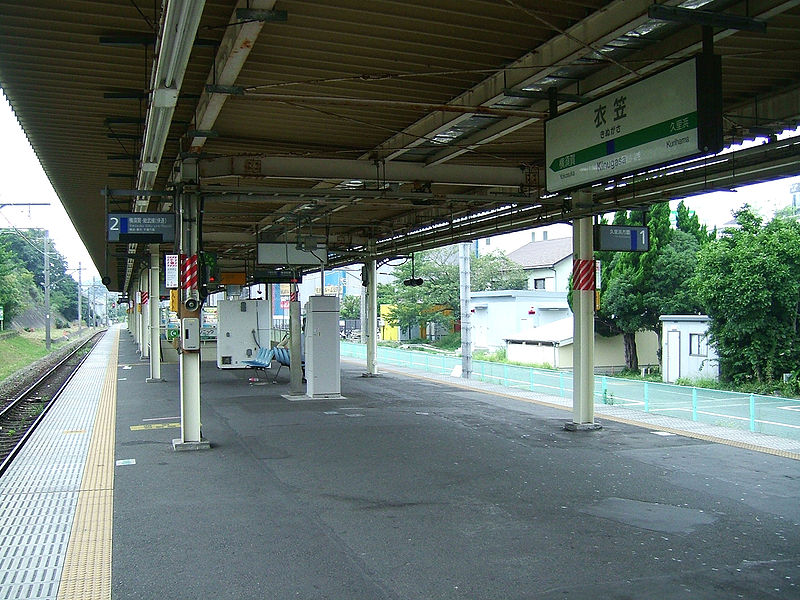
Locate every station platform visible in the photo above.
<box><xmin>2</xmin><ymin>326</ymin><xmax>800</xmax><ymax>599</ymax></box>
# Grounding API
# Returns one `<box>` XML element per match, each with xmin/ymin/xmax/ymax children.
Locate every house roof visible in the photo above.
<box><xmin>507</xmin><ymin>237</ymin><xmax>572</xmax><ymax>269</ymax></box>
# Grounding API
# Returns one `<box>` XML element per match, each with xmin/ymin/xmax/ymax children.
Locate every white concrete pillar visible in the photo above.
<box><xmin>459</xmin><ymin>242</ymin><xmax>473</xmax><ymax>378</ymax></box>
<box><xmin>141</xmin><ymin>271</ymin><xmax>150</xmax><ymax>359</ymax></box>
<box><xmin>365</xmin><ymin>258</ymin><xmax>378</xmax><ymax>375</ymax></box>
<box><xmin>289</xmin><ymin>282</ymin><xmax>304</xmax><ymax>395</ymax></box>
<box><xmin>569</xmin><ymin>203</ymin><xmax>600</xmax><ymax>430</ymax></box>
<box><xmin>148</xmin><ymin>244</ymin><xmax>163</xmax><ymax>382</ymax></box>
<box><xmin>179</xmin><ymin>351</ymin><xmax>202</xmax><ymax>442</ymax></box>
<box><xmin>173</xmin><ymin>188</ymin><xmax>209</xmax><ymax>450</ymax></box>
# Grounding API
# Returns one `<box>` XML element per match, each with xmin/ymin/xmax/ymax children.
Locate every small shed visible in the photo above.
<box><xmin>659</xmin><ymin>315</ymin><xmax>719</xmax><ymax>383</ymax></box>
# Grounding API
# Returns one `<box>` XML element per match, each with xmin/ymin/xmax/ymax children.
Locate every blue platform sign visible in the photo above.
<box><xmin>594</xmin><ymin>225</ymin><xmax>649</xmax><ymax>252</ymax></box>
<box><xmin>108</xmin><ymin>213</ymin><xmax>175</xmax><ymax>243</ymax></box>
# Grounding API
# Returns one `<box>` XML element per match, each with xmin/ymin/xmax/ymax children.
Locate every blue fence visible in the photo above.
<box><xmin>341</xmin><ymin>342</ymin><xmax>800</xmax><ymax>442</ymax></box>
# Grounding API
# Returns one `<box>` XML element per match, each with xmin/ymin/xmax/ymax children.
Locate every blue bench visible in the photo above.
<box><xmin>245</xmin><ymin>346</ymin><xmax>305</xmax><ymax>383</ymax></box>
<box><xmin>243</xmin><ymin>347</ymin><xmax>276</xmax><ymax>381</ymax></box>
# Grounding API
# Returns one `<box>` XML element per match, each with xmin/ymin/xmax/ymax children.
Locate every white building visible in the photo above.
<box><xmin>660</xmin><ymin>315</ymin><xmax>719</xmax><ymax>383</ymax></box>
<box><xmin>470</xmin><ymin>290</ymin><xmax>570</xmax><ymax>349</ymax></box>
<box><xmin>505</xmin><ymin>316</ymin><xmax>659</xmax><ymax>372</ymax></box>
<box><xmin>506</xmin><ymin>237</ymin><xmax>573</xmax><ymax>292</ymax></box>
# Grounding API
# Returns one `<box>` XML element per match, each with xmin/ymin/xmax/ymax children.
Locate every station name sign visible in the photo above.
<box><xmin>108</xmin><ymin>213</ymin><xmax>175</xmax><ymax>243</ymax></box>
<box><xmin>594</xmin><ymin>225</ymin><xmax>649</xmax><ymax>252</ymax></box>
<box><xmin>545</xmin><ymin>55</ymin><xmax>722</xmax><ymax>192</ymax></box>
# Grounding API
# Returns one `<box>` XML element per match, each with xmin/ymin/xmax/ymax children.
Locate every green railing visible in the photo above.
<box><xmin>341</xmin><ymin>342</ymin><xmax>800</xmax><ymax>442</ymax></box>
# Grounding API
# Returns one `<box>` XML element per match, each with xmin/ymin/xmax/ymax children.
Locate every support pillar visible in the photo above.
<box><xmin>173</xmin><ymin>186</ymin><xmax>209</xmax><ymax>451</ymax></box>
<box><xmin>458</xmin><ymin>242</ymin><xmax>473</xmax><ymax>379</ymax></box>
<box><xmin>141</xmin><ymin>271</ymin><xmax>150</xmax><ymax>359</ymax></box>
<box><xmin>288</xmin><ymin>282</ymin><xmax>304</xmax><ymax>395</ymax></box>
<box><xmin>136</xmin><ymin>276</ymin><xmax>144</xmax><ymax>354</ymax></box>
<box><xmin>567</xmin><ymin>205</ymin><xmax>601</xmax><ymax>431</ymax></box>
<box><xmin>364</xmin><ymin>258</ymin><xmax>378</xmax><ymax>376</ymax></box>
<box><xmin>147</xmin><ymin>244</ymin><xmax>163</xmax><ymax>382</ymax></box>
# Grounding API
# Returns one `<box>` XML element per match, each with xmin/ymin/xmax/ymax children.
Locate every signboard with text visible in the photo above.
<box><xmin>545</xmin><ymin>56</ymin><xmax>722</xmax><ymax>192</ymax></box>
<box><xmin>108</xmin><ymin>213</ymin><xmax>175</xmax><ymax>243</ymax></box>
<box><xmin>164</xmin><ymin>254</ymin><xmax>179</xmax><ymax>288</ymax></box>
<box><xmin>594</xmin><ymin>225</ymin><xmax>649</xmax><ymax>252</ymax></box>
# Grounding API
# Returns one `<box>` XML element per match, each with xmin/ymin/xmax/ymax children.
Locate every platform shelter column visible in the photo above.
<box><xmin>174</xmin><ymin>183</ymin><xmax>208</xmax><ymax>450</ymax></box>
<box><xmin>136</xmin><ymin>274</ymin><xmax>144</xmax><ymax>355</ymax></box>
<box><xmin>288</xmin><ymin>281</ymin><xmax>303</xmax><ymax>396</ymax></box>
<box><xmin>141</xmin><ymin>269</ymin><xmax>150</xmax><ymax>359</ymax></box>
<box><xmin>568</xmin><ymin>200</ymin><xmax>600</xmax><ymax>431</ymax></box>
<box><xmin>365</xmin><ymin>258</ymin><xmax>378</xmax><ymax>376</ymax></box>
<box><xmin>147</xmin><ymin>244</ymin><xmax>163</xmax><ymax>382</ymax></box>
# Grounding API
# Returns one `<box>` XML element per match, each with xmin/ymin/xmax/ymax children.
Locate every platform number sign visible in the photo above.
<box><xmin>108</xmin><ymin>213</ymin><xmax>175</xmax><ymax>243</ymax></box>
<box><xmin>594</xmin><ymin>225</ymin><xmax>650</xmax><ymax>252</ymax></box>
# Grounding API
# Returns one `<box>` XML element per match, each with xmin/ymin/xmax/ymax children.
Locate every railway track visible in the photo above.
<box><xmin>0</xmin><ymin>331</ymin><xmax>105</xmax><ymax>475</ymax></box>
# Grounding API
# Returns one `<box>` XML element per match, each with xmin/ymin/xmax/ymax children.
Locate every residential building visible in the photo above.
<box><xmin>507</xmin><ymin>237</ymin><xmax>572</xmax><ymax>292</ymax></box>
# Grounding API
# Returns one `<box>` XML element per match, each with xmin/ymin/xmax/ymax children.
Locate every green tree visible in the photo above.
<box><xmin>0</xmin><ymin>229</ymin><xmax>79</xmax><ymax>321</ymax></box>
<box><xmin>472</xmin><ymin>251</ymin><xmax>528</xmax><ymax>291</ymax></box>
<box><xmin>596</xmin><ymin>203</ymin><xmax>674</xmax><ymax>370</ymax></box>
<box><xmin>675</xmin><ymin>200</ymin><xmax>714</xmax><ymax>246</ymax></box>
<box><xmin>340</xmin><ymin>294</ymin><xmax>360</xmax><ymax>320</ymax></box>
<box><xmin>693</xmin><ymin>206</ymin><xmax>800</xmax><ymax>384</ymax></box>
<box><xmin>381</xmin><ymin>246</ymin><xmax>527</xmax><ymax>338</ymax></box>
<box><xmin>0</xmin><ymin>244</ymin><xmax>36</xmax><ymax>318</ymax></box>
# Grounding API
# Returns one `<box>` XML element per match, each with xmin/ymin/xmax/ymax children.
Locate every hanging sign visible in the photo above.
<box><xmin>108</xmin><ymin>213</ymin><xmax>176</xmax><ymax>243</ymax></box>
<box><xmin>594</xmin><ymin>225</ymin><xmax>650</xmax><ymax>252</ymax></box>
<box><xmin>545</xmin><ymin>55</ymin><xmax>722</xmax><ymax>192</ymax></box>
<box><xmin>165</xmin><ymin>254</ymin><xmax>179</xmax><ymax>288</ymax></box>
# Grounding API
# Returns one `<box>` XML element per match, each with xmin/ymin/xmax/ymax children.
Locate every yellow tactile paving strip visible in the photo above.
<box><xmin>57</xmin><ymin>329</ymin><xmax>119</xmax><ymax>600</ymax></box>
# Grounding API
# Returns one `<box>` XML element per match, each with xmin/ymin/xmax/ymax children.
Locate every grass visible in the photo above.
<box><xmin>0</xmin><ymin>326</ymin><xmax>83</xmax><ymax>382</ymax></box>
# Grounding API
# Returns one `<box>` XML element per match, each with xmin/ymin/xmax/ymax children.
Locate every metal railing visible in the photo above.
<box><xmin>340</xmin><ymin>342</ymin><xmax>800</xmax><ymax>441</ymax></box>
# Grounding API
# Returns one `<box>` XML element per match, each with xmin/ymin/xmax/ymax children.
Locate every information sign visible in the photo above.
<box><xmin>164</xmin><ymin>254</ymin><xmax>179</xmax><ymax>288</ymax></box>
<box><xmin>108</xmin><ymin>213</ymin><xmax>175</xmax><ymax>243</ymax></box>
<box><xmin>545</xmin><ymin>56</ymin><xmax>722</xmax><ymax>192</ymax></box>
<box><xmin>594</xmin><ymin>225</ymin><xmax>649</xmax><ymax>252</ymax></box>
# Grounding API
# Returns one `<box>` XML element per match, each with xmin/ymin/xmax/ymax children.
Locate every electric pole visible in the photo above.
<box><xmin>44</xmin><ymin>231</ymin><xmax>51</xmax><ymax>350</ymax></box>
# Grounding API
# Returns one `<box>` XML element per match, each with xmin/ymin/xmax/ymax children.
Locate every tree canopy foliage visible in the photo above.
<box><xmin>0</xmin><ymin>229</ymin><xmax>80</xmax><ymax>322</ymax></box>
<box><xmin>596</xmin><ymin>201</ymin><xmax>711</xmax><ymax>370</ymax></box>
<box><xmin>692</xmin><ymin>206</ymin><xmax>800</xmax><ymax>385</ymax></box>
<box><xmin>381</xmin><ymin>246</ymin><xmax>526</xmax><ymax>336</ymax></box>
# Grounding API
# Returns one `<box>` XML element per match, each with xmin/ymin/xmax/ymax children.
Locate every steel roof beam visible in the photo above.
<box><xmin>187</xmin><ymin>0</ymin><xmax>278</xmax><ymax>154</ymax></box>
<box><xmin>196</xmin><ymin>156</ymin><xmax>533</xmax><ymax>187</ymax></box>
<box><xmin>368</xmin><ymin>0</ymin><xmax>658</xmax><ymax>163</ymax></box>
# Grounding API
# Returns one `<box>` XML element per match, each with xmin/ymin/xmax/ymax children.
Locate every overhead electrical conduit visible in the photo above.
<box><xmin>125</xmin><ymin>0</ymin><xmax>206</xmax><ymax>289</ymax></box>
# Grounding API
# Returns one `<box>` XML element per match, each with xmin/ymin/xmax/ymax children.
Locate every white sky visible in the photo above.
<box><xmin>1</xmin><ymin>91</ymin><xmax>798</xmax><ymax>283</ymax></box>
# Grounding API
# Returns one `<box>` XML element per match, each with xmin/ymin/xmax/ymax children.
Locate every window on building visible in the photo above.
<box><xmin>533</xmin><ymin>278</ymin><xmax>546</xmax><ymax>290</ymax></box>
<box><xmin>485</xmin><ymin>238</ymin><xmax>491</xmax><ymax>246</ymax></box>
<box><xmin>531</xmin><ymin>231</ymin><xmax>536</xmax><ymax>242</ymax></box>
<box><xmin>542</xmin><ymin>231</ymin><xmax>548</xmax><ymax>241</ymax></box>
<box><xmin>689</xmin><ymin>333</ymin><xmax>708</xmax><ymax>356</ymax></box>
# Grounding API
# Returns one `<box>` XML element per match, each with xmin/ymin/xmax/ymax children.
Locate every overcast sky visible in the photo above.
<box><xmin>1</xmin><ymin>92</ymin><xmax>798</xmax><ymax>284</ymax></box>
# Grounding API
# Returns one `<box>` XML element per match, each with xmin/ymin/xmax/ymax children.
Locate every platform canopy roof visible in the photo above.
<box><xmin>1</xmin><ymin>0</ymin><xmax>799</xmax><ymax>292</ymax></box>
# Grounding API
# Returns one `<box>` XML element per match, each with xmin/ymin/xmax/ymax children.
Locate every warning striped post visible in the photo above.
<box><xmin>140</xmin><ymin>291</ymin><xmax>149</xmax><ymax>305</ymax></box>
<box><xmin>572</xmin><ymin>258</ymin><xmax>595</xmax><ymax>291</ymax></box>
<box><xmin>181</xmin><ymin>254</ymin><xmax>199</xmax><ymax>290</ymax></box>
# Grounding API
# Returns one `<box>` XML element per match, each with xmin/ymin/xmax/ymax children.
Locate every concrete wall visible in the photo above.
<box><xmin>507</xmin><ymin>330</ymin><xmax>659</xmax><ymax>371</ymax></box>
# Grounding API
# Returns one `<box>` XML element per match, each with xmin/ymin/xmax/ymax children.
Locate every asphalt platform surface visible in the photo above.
<box><xmin>113</xmin><ymin>335</ymin><xmax>800</xmax><ymax>599</ymax></box>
